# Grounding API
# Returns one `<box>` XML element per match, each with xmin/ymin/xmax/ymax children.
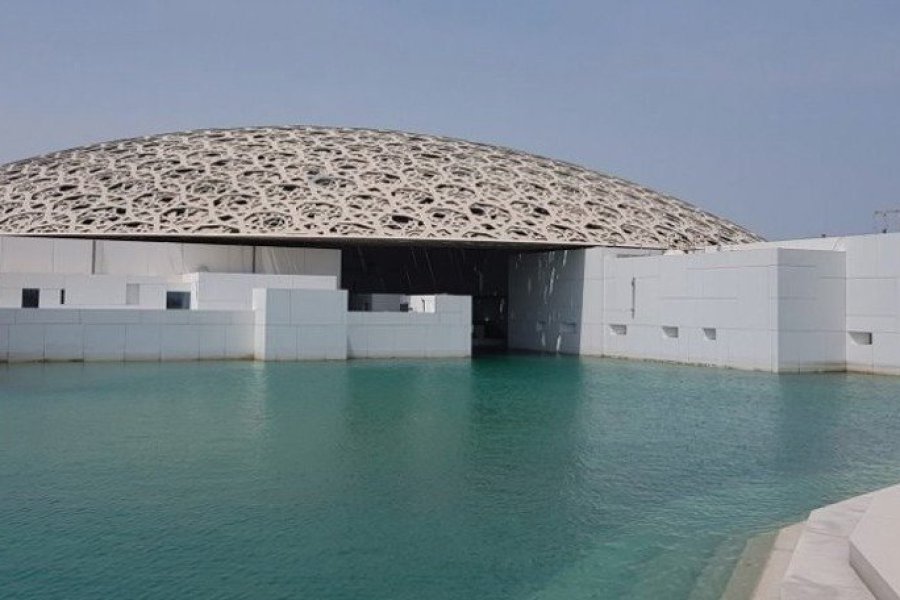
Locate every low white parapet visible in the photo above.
<box><xmin>0</xmin><ymin>290</ymin><xmax>472</xmax><ymax>363</ymax></box>
<box><xmin>0</xmin><ymin>307</ymin><xmax>255</xmax><ymax>362</ymax></box>
<box><xmin>187</xmin><ymin>271</ymin><xmax>338</xmax><ymax>311</ymax></box>
<box><xmin>347</xmin><ymin>294</ymin><xmax>471</xmax><ymax>358</ymax></box>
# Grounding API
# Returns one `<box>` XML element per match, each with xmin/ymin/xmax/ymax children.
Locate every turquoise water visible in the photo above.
<box><xmin>3</xmin><ymin>356</ymin><xmax>900</xmax><ymax>599</ymax></box>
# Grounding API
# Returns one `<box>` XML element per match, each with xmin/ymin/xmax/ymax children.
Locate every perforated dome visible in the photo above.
<box><xmin>0</xmin><ymin>126</ymin><xmax>761</xmax><ymax>248</ymax></box>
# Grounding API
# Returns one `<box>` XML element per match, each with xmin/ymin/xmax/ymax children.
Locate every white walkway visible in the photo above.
<box><xmin>750</xmin><ymin>483</ymin><xmax>900</xmax><ymax>599</ymax></box>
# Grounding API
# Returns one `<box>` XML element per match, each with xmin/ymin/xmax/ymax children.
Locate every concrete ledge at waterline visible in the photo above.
<box><xmin>778</xmin><ymin>495</ymin><xmax>874</xmax><ymax>599</ymax></box>
<box><xmin>849</xmin><ymin>485</ymin><xmax>900</xmax><ymax>600</ymax></box>
<box><xmin>722</xmin><ymin>523</ymin><xmax>802</xmax><ymax>600</ymax></box>
<box><xmin>740</xmin><ymin>485</ymin><xmax>900</xmax><ymax>600</ymax></box>
<box><xmin>583</xmin><ymin>350</ymin><xmax>848</xmax><ymax>374</ymax></box>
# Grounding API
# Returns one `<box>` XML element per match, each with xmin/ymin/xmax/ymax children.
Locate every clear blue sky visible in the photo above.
<box><xmin>1</xmin><ymin>0</ymin><xmax>898</xmax><ymax>240</ymax></box>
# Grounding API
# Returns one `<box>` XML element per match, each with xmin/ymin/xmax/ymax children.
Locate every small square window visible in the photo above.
<box><xmin>849</xmin><ymin>331</ymin><xmax>873</xmax><ymax>346</ymax></box>
<box><xmin>703</xmin><ymin>327</ymin><xmax>717</xmax><ymax>341</ymax></box>
<box><xmin>609</xmin><ymin>324</ymin><xmax>627</xmax><ymax>336</ymax></box>
<box><xmin>662</xmin><ymin>326</ymin><xmax>679</xmax><ymax>339</ymax></box>
<box><xmin>21</xmin><ymin>288</ymin><xmax>39</xmax><ymax>308</ymax></box>
<box><xmin>166</xmin><ymin>291</ymin><xmax>191</xmax><ymax>310</ymax></box>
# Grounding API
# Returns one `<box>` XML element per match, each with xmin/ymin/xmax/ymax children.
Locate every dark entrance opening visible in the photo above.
<box><xmin>21</xmin><ymin>288</ymin><xmax>40</xmax><ymax>309</ymax></box>
<box><xmin>341</xmin><ymin>245</ymin><xmax>512</xmax><ymax>351</ymax></box>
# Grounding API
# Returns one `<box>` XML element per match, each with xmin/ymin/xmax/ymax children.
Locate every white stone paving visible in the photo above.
<box><xmin>750</xmin><ymin>484</ymin><xmax>900</xmax><ymax>599</ymax></box>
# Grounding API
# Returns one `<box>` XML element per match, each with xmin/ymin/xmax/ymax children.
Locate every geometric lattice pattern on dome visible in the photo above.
<box><xmin>0</xmin><ymin>126</ymin><xmax>762</xmax><ymax>248</ymax></box>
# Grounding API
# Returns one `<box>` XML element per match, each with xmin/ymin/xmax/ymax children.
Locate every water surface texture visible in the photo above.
<box><xmin>3</xmin><ymin>356</ymin><xmax>900</xmax><ymax>599</ymax></box>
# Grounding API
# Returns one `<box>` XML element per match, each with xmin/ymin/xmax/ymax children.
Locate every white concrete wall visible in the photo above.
<box><xmin>252</xmin><ymin>288</ymin><xmax>349</xmax><ymax>361</ymax></box>
<box><xmin>93</xmin><ymin>239</ymin><xmax>340</xmax><ymax>278</ymax></box>
<box><xmin>0</xmin><ymin>273</ymin><xmax>138</xmax><ymax>309</ymax></box>
<box><xmin>0</xmin><ymin>291</ymin><xmax>470</xmax><ymax>363</ymax></box>
<box><xmin>9</xmin><ymin>231</ymin><xmax>900</xmax><ymax>372</ymax></box>
<box><xmin>187</xmin><ymin>272</ymin><xmax>338</xmax><ymax>311</ymax></box>
<box><xmin>95</xmin><ymin>240</ymin><xmax>255</xmax><ymax>276</ymax></box>
<box><xmin>0</xmin><ymin>272</ymin><xmax>324</xmax><ymax>311</ymax></box>
<box><xmin>507</xmin><ymin>247</ymin><xmax>656</xmax><ymax>354</ymax></box>
<box><xmin>721</xmin><ymin>232</ymin><xmax>900</xmax><ymax>374</ymax></box>
<box><xmin>347</xmin><ymin>295</ymin><xmax>471</xmax><ymax>358</ymax></box>
<box><xmin>0</xmin><ymin>308</ymin><xmax>254</xmax><ymax>362</ymax></box>
<box><xmin>255</xmin><ymin>246</ymin><xmax>340</xmax><ymax>279</ymax></box>
<box><xmin>841</xmin><ymin>235</ymin><xmax>900</xmax><ymax>375</ymax></box>
<box><xmin>0</xmin><ymin>235</ymin><xmax>341</xmax><ymax>278</ymax></box>
<box><xmin>507</xmin><ymin>249</ymin><xmax>588</xmax><ymax>354</ymax></box>
<box><xmin>0</xmin><ymin>237</ymin><xmax>93</xmax><ymax>274</ymax></box>
<box><xmin>0</xmin><ymin>236</ymin><xmax>342</xmax><ymax>311</ymax></box>
<box><xmin>509</xmin><ymin>246</ymin><xmax>846</xmax><ymax>372</ymax></box>
<box><xmin>599</xmin><ymin>248</ymin><xmax>845</xmax><ymax>371</ymax></box>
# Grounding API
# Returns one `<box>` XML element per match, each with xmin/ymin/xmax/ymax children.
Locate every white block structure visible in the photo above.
<box><xmin>0</xmin><ymin>124</ymin><xmax>788</xmax><ymax>366</ymax></box>
<box><xmin>6</xmin><ymin>228</ymin><xmax>900</xmax><ymax>372</ymax></box>
<box><xmin>347</xmin><ymin>295</ymin><xmax>471</xmax><ymax>358</ymax></box>
<box><xmin>508</xmin><ymin>232</ymin><xmax>900</xmax><ymax>374</ymax></box>
<box><xmin>0</xmin><ymin>236</ymin><xmax>472</xmax><ymax>363</ymax></box>
<box><xmin>252</xmin><ymin>288</ymin><xmax>349</xmax><ymax>361</ymax></box>
<box><xmin>0</xmin><ymin>308</ymin><xmax>255</xmax><ymax>362</ymax></box>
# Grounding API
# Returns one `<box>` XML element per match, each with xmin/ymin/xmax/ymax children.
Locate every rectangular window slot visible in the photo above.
<box><xmin>126</xmin><ymin>284</ymin><xmax>140</xmax><ymax>306</ymax></box>
<box><xmin>849</xmin><ymin>331</ymin><xmax>873</xmax><ymax>346</ymax></box>
<box><xmin>166</xmin><ymin>291</ymin><xmax>191</xmax><ymax>310</ymax></box>
<box><xmin>703</xmin><ymin>327</ymin><xmax>717</xmax><ymax>341</ymax></box>
<box><xmin>21</xmin><ymin>288</ymin><xmax>39</xmax><ymax>308</ymax></box>
<box><xmin>59</xmin><ymin>289</ymin><xmax>66</xmax><ymax>305</ymax></box>
<box><xmin>560</xmin><ymin>321</ymin><xmax>577</xmax><ymax>334</ymax></box>
<box><xmin>662</xmin><ymin>326</ymin><xmax>679</xmax><ymax>339</ymax></box>
<box><xmin>609</xmin><ymin>324</ymin><xmax>627</xmax><ymax>336</ymax></box>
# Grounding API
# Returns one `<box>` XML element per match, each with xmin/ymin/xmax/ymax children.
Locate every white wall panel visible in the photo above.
<box><xmin>160</xmin><ymin>325</ymin><xmax>200</xmax><ymax>361</ymax></box>
<box><xmin>51</xmin><ymin>239</ymin><xmax>93</xmax><ymax>274</ymax></box>
<box><xmin>0</xmin><ymin>237</ymin><xmax>54</xmax><ymax>273</ymax></box>
<box><xmin>63</xmin><ymin>275</ymin><xmax>127</xmax><ymax>307</ymax></box>
<box><xmin>191</xmin><ymin>272</ymin><xmax>337</xmax><ymax>311</ymax></box>
<box><xmin>509</xmin><ymin>245</ymin><xmax>847</xmax><ymax>372</ymax></box>
<box><xmin>1</xmin><ymin>309</ymin><xmax>253</xmax><ymax>363</ymax></box>
<box><xmin>44</xmin><ymin>324</ymin><xmax>83</xmax><ymax>361</ymax></box>
<box><xmin>253</xmin><ymin>288</ymin><xmax>349</xmax><ymax>360</ymax></box>
<box><xmin>9</xmin><ymin>323</ymin><xmax>45</xmax><ymax>361</ymax></box>
<box><xmin>125</xmin><ymin>324</ymin><xmax>162</xmax><ymax>361</ymax></box>
<box><xmin>182</xmin><ymin>244</ymin><xmax>253</xmax><ymax>274</ymax></box>
<box><xmin>83</xmin><ymin>324</ymin><xmax>126</xmax><ymax>361</ymax></box>
<box><xmin>346</xmin><ymin>294</ymin><xmax>470</xmax><ymax>359</ymax></box>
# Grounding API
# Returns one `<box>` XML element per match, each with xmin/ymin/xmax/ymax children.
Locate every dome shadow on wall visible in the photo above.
<box><xmin>0</xmin><ymin>126</ymin><xmax>762</xmax><ymax>249</ymax></box>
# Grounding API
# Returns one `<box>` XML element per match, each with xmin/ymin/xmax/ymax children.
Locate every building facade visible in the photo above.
<box><xmin>0</xmin><ymin>126</ymin><xmax>895</xmax><ymax>372</ymax></box>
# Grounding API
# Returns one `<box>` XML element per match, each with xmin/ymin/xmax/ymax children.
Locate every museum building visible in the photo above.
<box><xmin>0</xmin><ymin>125</ymin><xmax>897</xmax><ymax>373</ymax></box>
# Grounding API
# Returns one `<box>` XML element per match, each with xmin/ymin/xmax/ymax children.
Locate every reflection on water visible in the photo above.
<box><xmin>2</xmin><ymin>357</ymin><xmax>900</xmax><ymax>599</ymax></box>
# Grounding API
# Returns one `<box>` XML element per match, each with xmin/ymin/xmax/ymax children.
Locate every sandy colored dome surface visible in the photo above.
<box><xmin>0</xmin><ymin>126</ymin><xmax>761</xmax><ymax>248</ymax></box>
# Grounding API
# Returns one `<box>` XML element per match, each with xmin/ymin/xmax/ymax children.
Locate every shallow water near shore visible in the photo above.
<box><xmin>3</xmin><ymin>355</ymin><xmax>900</xmax><ymax>599</ymax></box>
